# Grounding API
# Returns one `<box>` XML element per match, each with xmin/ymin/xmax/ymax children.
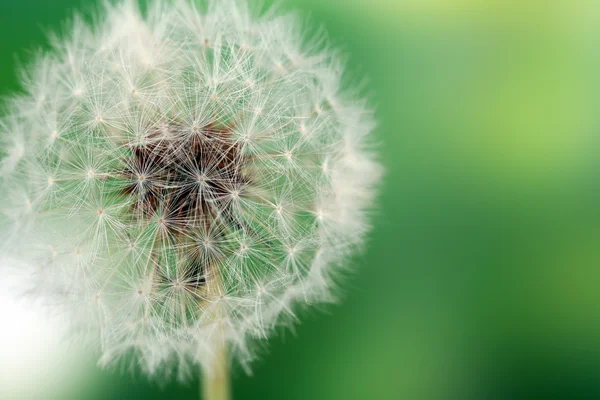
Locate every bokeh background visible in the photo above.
<box><xmin>2</xmin><ymin>0</ymin><xmax>600</xmax><ymax>399</ymax></box>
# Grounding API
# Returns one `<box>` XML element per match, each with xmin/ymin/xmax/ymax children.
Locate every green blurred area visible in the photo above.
<box><xmin>2</xmin><ymin>0</ymin><xmax>600</xmax><ymax>399</ymax></box>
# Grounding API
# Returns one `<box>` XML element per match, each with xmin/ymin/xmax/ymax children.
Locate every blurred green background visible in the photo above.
<box><xmin>2</xmin><ymin>0</ymin><xmax>600</xmax><ymax>399</ymax></box>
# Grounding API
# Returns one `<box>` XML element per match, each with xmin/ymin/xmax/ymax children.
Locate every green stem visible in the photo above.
<box><xmin>202</xmin><ymin>343</ymin><xmax>230</xmax><ymax>400</ymax></box>
<box><xmin>202</xmin><ymin>264</ymin><xmax>230</xmax><ymax>400</ymax></box>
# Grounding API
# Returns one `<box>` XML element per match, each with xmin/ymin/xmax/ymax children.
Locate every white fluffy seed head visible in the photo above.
<box><xmin>0</xmin><ymin>0</ymin><xmax>382</xmax><ymax>380</ymax></box>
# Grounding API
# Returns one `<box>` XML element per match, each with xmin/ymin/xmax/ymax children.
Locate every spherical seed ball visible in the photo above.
<box><xmin>0</xmin><ymin>0</ymin><xmax>382</xmax><ymax>380</ymax></box>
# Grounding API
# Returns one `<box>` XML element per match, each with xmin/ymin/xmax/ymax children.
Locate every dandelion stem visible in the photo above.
<box><xmin>202</xmin><ymin>265</ymin><xmax>231</xmax><ymax>400</ymax></box>
<box><xmin>202</xmin><ymin>343</ymin><xmax>230</xmax><ymax>400</ymax></box>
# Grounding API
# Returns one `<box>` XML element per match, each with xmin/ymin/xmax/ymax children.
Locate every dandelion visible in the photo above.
<box><xmin>0</xmin><ymin>0</ymin><xmax>381</xmax><ymax>398</ymax></box>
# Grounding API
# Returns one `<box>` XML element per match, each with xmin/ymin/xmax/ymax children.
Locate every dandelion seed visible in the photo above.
<box><xmin>0</xmin><ymin>0</ymin><xmax>382</xmax><ymax>395</ymax></box>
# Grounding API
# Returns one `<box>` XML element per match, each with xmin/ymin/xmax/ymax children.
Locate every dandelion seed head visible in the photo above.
<box><xmin>0</xmin><ymin>0</ymin><xmax>382</xmax><ymax>380</ymax></box>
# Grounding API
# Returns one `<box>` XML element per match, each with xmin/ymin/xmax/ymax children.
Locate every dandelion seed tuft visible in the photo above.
<box><xmin>0</xmin><ymin>0</ymin><xmax>382</xmax><ymax>381</ymax></box>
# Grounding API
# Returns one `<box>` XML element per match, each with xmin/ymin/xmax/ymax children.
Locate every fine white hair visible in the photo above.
<box><xmin>0</xmin><ymin>0</ymin><xmax>382</xmax><ymax>380</ymax></box>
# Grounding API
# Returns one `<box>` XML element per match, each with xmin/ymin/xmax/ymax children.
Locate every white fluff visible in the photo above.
<box><xmin>0</xmin><ymin>0</ymin><xmax>382</xmax><ymax>380</ymax></box>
